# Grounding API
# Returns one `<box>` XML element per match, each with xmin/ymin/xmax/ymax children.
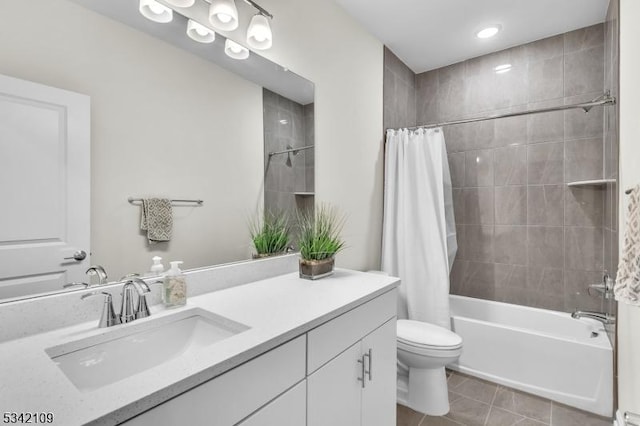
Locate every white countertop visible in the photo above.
<box><xmin>0</xmin><ymin>269</ymin><xmax>399</xmax><ymax>426</ymax></box>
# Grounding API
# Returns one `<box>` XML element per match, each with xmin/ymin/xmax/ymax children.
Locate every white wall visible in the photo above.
<box><xmin>617</xmin><ymin>0</ymin><xmax>640</xmax><ymax>416</ymax></box>
<box><xmin>257</xmin><ymin>0</ymin><xmax>385</xmax><ymax>271</ymax></box>
<box><xmin>0</xmin><ymin>0</ymin><xmax>384</xmax><ymax>278</ymax></box>
<box><xmin>0</xmin><ymin>0</ymin><xmax>264</xmax><ymax>279</ymax></box>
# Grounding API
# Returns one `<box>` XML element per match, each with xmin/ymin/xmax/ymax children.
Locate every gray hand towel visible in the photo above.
<box><xmin>615</xmin><ymin>185</ymin><xmax>640</xmax><ymax>305</ymax></box>
<box><xmin>140</xmin><ymin>198</ymin><xmax>173</xmax><ymax>243</ymax></box>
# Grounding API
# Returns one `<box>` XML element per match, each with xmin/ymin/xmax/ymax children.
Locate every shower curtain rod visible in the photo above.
<box><xmin>394</xmin><ymin>93</ymin><xmax>616</xmax><ymax>132</ymax></box>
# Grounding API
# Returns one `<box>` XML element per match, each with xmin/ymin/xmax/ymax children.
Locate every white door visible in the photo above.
<box><xmin>361</xmin><ymin>318</ymin><xmax>397</xmax><ymax>426</ymax></box>
<box><xmin>307</xmin><ymin>342</ymin><xmax>363</xmax><ymax>426</ymax></box>
<box><xmin>0</xmin><ymin>74</ymin><xmax>90</xmax><ymax>300</ymax></box>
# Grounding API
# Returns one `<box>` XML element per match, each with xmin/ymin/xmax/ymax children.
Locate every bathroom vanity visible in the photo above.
<box><xmin>0</xmin><ymin>268</ymin><xmax>398</xmax><ymax>426</ymax></box>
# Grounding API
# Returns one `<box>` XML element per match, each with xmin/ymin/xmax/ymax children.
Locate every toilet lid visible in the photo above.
<box><xmin>397</xmin><ymin>319</ymin><xmax>462</xmax><ymax>349</ymax></box>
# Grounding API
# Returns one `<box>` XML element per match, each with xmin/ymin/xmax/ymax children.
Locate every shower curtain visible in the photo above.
<box><xmin>381</xmin><ymin>128</ymin><xmax>457</xmax><ymax>329</ymax></box>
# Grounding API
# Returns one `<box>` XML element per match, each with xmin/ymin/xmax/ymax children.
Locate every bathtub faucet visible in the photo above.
<box><xmin>571</xmin><ymin>310</ymin><xmax>616</xmax><ymax>325</ymax></box>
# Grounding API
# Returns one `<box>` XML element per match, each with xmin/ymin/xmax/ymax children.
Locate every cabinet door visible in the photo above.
<box><xmin>361</xmin><ymin>318</ymin><xmax>397</xmax><ymax>426</ymax></box>
<box><xmin>307</xmin><ymin>342</ymin><xmax>363</xmax><ymax>426</ymax></box>
<box><xmin>121</xmin><ymin>336</ymin><xmax>305</xmax><ymax>426</ymax></box>
<box><xmin>236</xmin><ymin>381</ymin><xmax>306</xmax><ymax>426</ymax></box>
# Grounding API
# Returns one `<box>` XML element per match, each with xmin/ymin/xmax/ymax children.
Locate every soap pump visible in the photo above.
<box><xmin>163</xmin><ymin>261</ymin><xmax>186</xmax><ymax>307</ymax></box>
<box><xmin>149</xmin><ymin>256</ymin><xmax>164</xmax><ymax>276</ymax></box>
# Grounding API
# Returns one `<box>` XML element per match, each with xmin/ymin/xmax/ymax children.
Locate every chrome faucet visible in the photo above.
<box><xmin>86</xmin><ymin>265</ymin><xmax>108</xmax><ymax>286</ymax></box>
<box><xmin>81</xmin><ymin>291</ymin><xmax>120</xmax><ymax>328</ymax></box>
<box><xmin>120</xmin><ymin>278</ymin><xmax>151</xmax><ymax>323</ymax></box>
<box><xmin>571</xmin><ymin>310</ymin><xmax>616</xmax><ymax>325</ymax></box>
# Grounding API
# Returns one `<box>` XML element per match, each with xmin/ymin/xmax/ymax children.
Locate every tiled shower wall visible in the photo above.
<box><xmin>263</xmin><ymin>89</ymin><xmax>315</xmax><ymax>226</ymax></box>
<box><xmin>384</xmin><ymin>24</ymin><xmax>616</xmax><ymax>313</ymax></box>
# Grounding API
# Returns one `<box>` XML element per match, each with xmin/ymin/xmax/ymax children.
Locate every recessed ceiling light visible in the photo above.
<box><xmin>494</xmin><ymin>63</ymin><xmax>512</xmax><ymax>74</ymax></box>
<box><xmin>476</xmin><ymin>25</ymin><xmax>501</xmax><ymax>39</ymax></box>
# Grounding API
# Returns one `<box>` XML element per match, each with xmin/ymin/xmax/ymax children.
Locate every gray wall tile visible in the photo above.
<box><xmin>495</xmin><ymin>186</ymin><xmax>527</xmax><ymax>225</ymax></box>
<box><xmin>458</xmin><ymin>261</ymin><xmax>498</xmax><ymax>300</ymax></box>
<box><xmin>448</xmin><ymin>153</ymin><xmax>465</xmax><ymax>187</ymax></box>
<box><xmin>564</xmin><ymin>269</ymin><xmax>605</xmax><ymax>312</ymax></box>
<box><xmin>527</xmin><ymin>185</ymin><xmax>564</xmax><ymax>226</ymax></box>
<box><xmin>453</xmin><ymin>188</ymin><xmax>464</xmax><ymax>225</ymax></box>
<box><xmin>494</xmin><ymin>146</ymin><xmax>527</xmax><ymax>185</ymax></box>
<box><xmin>564</xmin><ymin>23</ymin><xmax>605</xmax><ymax>54</ymax></box>
<box><xmin>527</xmin><ymin>108</ymin><xmax>564</xmax><ymax>144</ymax></box>
<box><xmin>494</xmin><ymin>226</ymin><xmax>528</xmax><ymax>265</ymax></box>
<box><xmin>525</xmin><ymin>34</ymin><xmax>564</xmax><ymax>62</ymax></box>
<box><xmin>416</xmin><ymin>70</ymin><xmax>438</xmax><ymax>124</ymax></box>
<box><xmin>465</xmin><ymin>149</ymin><xmax>494</xmax><ymax>186</ymax></box>
<box><xmin>565</xmin><ymin>187</ymin><xmax>604</xmax><ymax>227</ymax></box>
<box><xmin>527</xmin><ymin>56</ymin><xmax>564</xmax><ymax>103</ymax></box>
<box><xmin>565</xmin><ymin>226</ymin><xmax>604</xmax><ymax>271</ymax></box>
<box><xmin>565</xmin><ymin>137</ymin><xmax>604</xmax><ymax>183</ymax></box>
<box><xmin>564</xmin><ymin>96</ymin><xmax>605</xmax><ymax>140</ymax></box>
<box><xmin>464</xmin><ymin>225</ymin><xmax>494</xmax><ymax>262</ymax></box>
<box><xmin>463</xmin><ymin>187</ymin><xmax>495</xmax><ymax>224</ymax></box>
<box><xmin>494</xmin><ymin>115</ymin><xmax>527</xmax><ymax>147</ymax></box>
<box><xmin>528</xmin><ymin>226</ymin><xmax>564</xmax><ymax>268</ymax></box>
<box><xmin>564</xmin><ymin>45</ymin><xmax>605</xmax><ymax>97</ymax></box>
<box><xmin>527</xmin><ymin>142</ymin><xmax>564</xmax><ymax>184</ymax></box>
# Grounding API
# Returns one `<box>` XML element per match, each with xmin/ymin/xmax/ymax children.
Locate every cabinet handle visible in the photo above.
<box><xmin>364</xmin><ymin>348</ymin><xmax>372</xmax><ymax>381</ymax></box>
<box><xmin>357</xmin><ymin>356</ymin><xmax>366</xmax><ymax>388</ymax></box>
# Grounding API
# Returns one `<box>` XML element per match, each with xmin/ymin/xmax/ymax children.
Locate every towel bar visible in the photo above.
<box><xmin>127</xmin><ymin>197</ymin><xmax>203</xmax><ymax>205</ymax></box>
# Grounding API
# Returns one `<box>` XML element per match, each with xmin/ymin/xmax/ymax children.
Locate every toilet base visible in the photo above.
<box><xmin>405</xmin><ymin>366</ymin><xmax>450</xmax><ymax>416</ymax></box>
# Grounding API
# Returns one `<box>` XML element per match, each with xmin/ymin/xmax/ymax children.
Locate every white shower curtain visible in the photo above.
<box><xmin>381</xmin><ymin>128</ymin><xmax>457</xmax><ymax>329</ymax></box>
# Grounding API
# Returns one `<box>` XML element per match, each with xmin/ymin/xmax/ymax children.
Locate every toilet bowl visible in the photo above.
<box><xmin>397</xmin><ymin>319</ymin><xmax>463</xmax><ymax>416</ymax></box>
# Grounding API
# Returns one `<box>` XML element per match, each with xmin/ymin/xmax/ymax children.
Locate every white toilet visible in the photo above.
<box><xmin>396</xmin><ymin>319</ymin><xmax>463</xmax><ymax>415</ymax></box>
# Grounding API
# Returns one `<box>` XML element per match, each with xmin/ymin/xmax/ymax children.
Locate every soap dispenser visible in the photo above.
<box><xmin>149</xmin><ymin>256</ymin><xmax>164</xmax><ymax>276</ymax></box>
<box><xmin>163</xmin><ymin>261</ymin><xmax>186</xmax><ymax>307</ymax></box>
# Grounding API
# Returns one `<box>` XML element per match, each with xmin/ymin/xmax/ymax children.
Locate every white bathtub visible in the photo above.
<box><xmin>448</xmin><ymin>295</ymin><xmax>613</xmax><ymax>417</ymax></box>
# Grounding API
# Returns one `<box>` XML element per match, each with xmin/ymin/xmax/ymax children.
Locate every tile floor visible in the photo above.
<box><xmin>397</xmin><ymin>370</ymin><xmax>612</xmax><ymax>426</ymax></box>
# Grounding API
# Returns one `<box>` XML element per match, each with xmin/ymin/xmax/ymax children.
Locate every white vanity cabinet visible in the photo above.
<box><xmin>121</xmin><ymin>288</ymin><xmax>397</xmax><ymax>426</ymax></box>
<box><xmin>307</xmin><ymin>290</ymin><xmax>397</xmax><ymax>426</ymax></box>
<box><xmin>121</xmin><ymin>336</ymin><xmax>306</xmax><ymax>426</ymax></box>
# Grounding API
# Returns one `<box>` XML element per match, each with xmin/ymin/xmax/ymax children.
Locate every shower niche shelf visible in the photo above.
<box><xmin>294</xmin><ymin>192</ymin><xmax>315</xmax><ymax>197</ymax></box>
<box><xmin>567</xmin><ymin>179</ymin><xmax>616</xmax><ymax>188</ymax></box>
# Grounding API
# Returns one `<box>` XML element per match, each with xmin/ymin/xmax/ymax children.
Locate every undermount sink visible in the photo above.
<box><xmin>46</xmin><ymin>308</ymin><xmax>249</xmax><ymax>392</ymax></box>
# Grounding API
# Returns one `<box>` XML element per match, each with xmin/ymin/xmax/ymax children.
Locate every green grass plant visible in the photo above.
<box><xmin>297</xmin><ymin>204</ymin><xmax>346</xmax><ymax>261</ymax></box>
<box><xmin>249</xmin><ymin>210</ymin><xmax>290</xmax><ymax>255</ymax></box>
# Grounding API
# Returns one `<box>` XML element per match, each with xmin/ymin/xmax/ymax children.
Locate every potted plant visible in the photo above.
<box><xmin>297</xmin><ymin>204</ymin><xmax>346</xmax><ymax>280</ymax></box>
<box><xmin>249</xmin><ymin>210</ymin><xmax>290</xmax><ymax>258</ymax></box>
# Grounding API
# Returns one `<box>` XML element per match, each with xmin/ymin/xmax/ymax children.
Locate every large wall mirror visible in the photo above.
<box><xmin>0</xmin><ymin>0</ymin><xmax>314</xmax><ymax>302</ymax></box>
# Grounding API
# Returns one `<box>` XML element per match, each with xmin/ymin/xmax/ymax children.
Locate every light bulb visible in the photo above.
<box><xmin>246</xmin><ymin>14</ymin><xmax>272</xmax><ymax>50</ymax></box>
<box><xmin>209</xmin><ymin>0</ymin><xmax>238</xmax><ymax>31</ymax></box>
<box><xmin>139</xmin><ymin>0</ymin><xmax>173</xmax><ymax>23</ymax></box>
<box><xmin>218</xmin><ymin>13</ymin><xmax>232</xmax><ymax>23</ymax></box>
<box><xmin>224</xmin><ymin>39</ymin><xmax>249</xmax><ymax>60</ymax></box>
<box><xmin>148</xmin><ymin>2</ymin><xmax>164</xmax><ymax>14</ymax></box>
<box><xmin>187</xmin><ymin>19</ymin><xmax>216</xmax><ymax>44</ymax></box>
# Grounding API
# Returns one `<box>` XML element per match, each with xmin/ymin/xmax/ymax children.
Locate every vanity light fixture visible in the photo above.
<box><xmin>225</xmin><ymin>39</ymin><xmax>250</xmax><ymax>60</ymax></box>
<box><xmin>165</xmin><ymin>0</ymin><xmax>195</xmax><ymax>7</ymax></box>
<box><xmin>494</xmin><ymin>63</ymin><xmax>512</xmax><ymax>74</ymax></box>
<box><xmin>246</xmin><ymin>13</ymin><xmax>272</xmax><ymax>50</ymax></box>
<box><xmin>209</xmin><ymin>0</ymin><xmax>239</xmax><ymax>31</ymax></box>
<box><xmin>476</xmin><ymin>25</ymin><xmax>501</xmax><ymax>39</ymax></box>
<box><xmin>187</xmin><ymin>19</ymin><xmax>216</xmax><ymax>43</ymax></box>
<box><xmin>139</xmin><ymin>0</ymin><xmax>173</xmax><ymax>23</ymax></box>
